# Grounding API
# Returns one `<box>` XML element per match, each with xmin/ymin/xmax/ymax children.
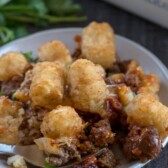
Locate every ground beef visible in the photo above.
<box><xmin>0</xmin><ymin>75</ymin><xmax>24</xmax><ymax>98</ymax></box>
<box><xmin>122</xmin><ymin>125</ymin><xmax>162</xmax><ymax>162</ymax></box>
<box><xmin>118</xmin><ymin>113</ymin><xmax>129</xmax><ymax>133</ymax></box>
<box><xmin>97</xmin><ymin>149</ymin><xmax>117</xmax><ymax>168</ymax></box>
<box><xmin>75</xmin><ymin>149</ymin><xmax>117</xmax><ymax>168</ymax></box>
<box><xmin>74</xmin><ymin>156</ymin><xmax>98</xmax><ymax>168</ymax></box>
<box><xmin>78</xmin><ymin>111</ymin><xmax>101</xmax><ymax>124</ymax></box>
<box><xmin>78</xmin><ymin>140</ymin><xmax>97</xmax><ymax>155</ymax></box>
<box><xmin>105</xmin><ymin>77</ymin><xmax>116</xmax><ymax>85</ymax></box>
<box><xmin>104</xmin><ymin>97</ymin><xmax>124</xmax><ymax>126</ymax></box>
<box><xmin>117</xmin><ymin>60</ymin><xmax>132</xmax><ymax>73</ymax></box>
<box><xmin>72</xmin><ymin>35</ymin><xmax>82</xmax><ymax>60</ymax></box>
<box><xmin>106</xmin><ymin>62</ymin><xmax>121</xmax><ymax>74</ymax></box>
<box><xmin>77</xmin><ymin>120</ymin><xmax>115</xmax><ymax>155</ymax></box>
<box><xmin>105</xmin><ymin>97</ymin><xmax>123</xmax><ymax>113</ymax></box>
<box><xmin>89</xmin><ymin>120</ymin><xmax>115</xmax><ymax>147</ymax></box>
<box><xmin>19</xmin><ymin>106</ymin><xmax>48</xmax><ymax>145</ymax></box>
<box><xmin>46</xmin><ymin>143</ymin><xmax>81</xmax><ymax>166</ymax></box>
<box><xmin>0</xmin><ymin>64</ymin><xmax>33</xmax><ymax>99</ymax></box>
<box><xmin>15</xmin><ymin>69</ymin><xmax>32</xmax><ymax>102</ymax></box>
<box><xmin>77</xmin><ymin>129</ymin><xmax>97</xmax><ymax>156</ymax></box>
<box><xmin>72</xmin><ymin>48</ymin><xmax>82</xmax><ymax>60</ymax></box>
<box><xmin>0</xmin><ymin>81</ymin><xmax>2</xmax><ymax>88</ymax></box>
<box><xmin>106</xmin><ymin>59</ymin><xmax>135</xmax><ymax>75</ymax></box>
<box><xmin>125</xmin><ymin>69</ymin><xmax>143</xmax><ymax>93</ymax></box>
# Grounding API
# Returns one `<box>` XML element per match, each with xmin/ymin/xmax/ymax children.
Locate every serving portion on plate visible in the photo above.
<box><xmin>0</xmin><ymin>22</ymin><xmax>168</xmax><ymax>168</ymax></box>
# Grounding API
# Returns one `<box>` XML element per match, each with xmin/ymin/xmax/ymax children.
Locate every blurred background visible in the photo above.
<box><xmin>0</xmin><ymin>0</ymin><xmax>168</xmax><ymax>68</ymax></box>
<box><xmin>0</xmin><ymin>0</ymin><xmax>168</xmax><ymax>167</ymax></box>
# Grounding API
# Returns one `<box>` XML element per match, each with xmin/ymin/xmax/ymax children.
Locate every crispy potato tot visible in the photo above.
<box><xmin>125</xmin><ymin>93</ymin><xmax>168</xmax><ymax>138</ymax></box>
<box><xmin>0</xmin><ymin>97</ymin><xmax>23</xmax><ymax>145</ymax></box>
<box><xmin>96</xmin><ymin>64</ymin><xmax>106</xmax><ymax>78</ymax></box>
<box><xmin>139</xmin><ymin>73</ymin><xmax>160</xmax><ymax>94</ymax></box>
<box><xmin>38</xmin><ymin>40</ymin><xmax>72</xmax><ymax>66</ymax></box>
<box><xmin>67</xmin><ymin>59</ymin><xmax>108</xmax><ymax>117</ymax></box>
<box><xmin>13</xmin><ymin>70</ymin><xmax>32</xmax><ymax>103</ymax></box>
<box><xmin>0</xmin><ymin>52</ymin><xmax>29</xmax><ymax>81</ymax></box>
<box><xmin>41</xmin><ymin>106</ymin><xmax>83</xmax><ymax>139</ymax></box>
<box><xmin>30</xmin><ymin>62</ymin><xmax>65</xmax><ymax>109</ymax></box>
<box><xmin>35</xmin><ymin>137</ymin><xmax>77</xmax><ymax>156</ymax></box>
<box><xmin>81</xmin><ymin>22</ymin><xmax>116</xmax><ymax>69</ymax></box>
<box><xmin>35</xmin><ymin>137</ymin><xmax>61</xmax><ymax>155</ymax></box>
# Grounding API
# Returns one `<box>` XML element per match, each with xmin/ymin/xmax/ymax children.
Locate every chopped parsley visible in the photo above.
<box><xmin>107</xmin><ymin>72</ymin><xmax>115</xmax><ymax>77</ymax></box>
<box><xmin>133</xmin><ymin>92</ymin><xmax>136</xmax><ymax>97</ymax></box>
<box><xmin>11</xmin><ymin>89</ymin><xmax>16</xmax><ymax>95</ymax></box>
<box><xmin>22</xmin><ymin>51</ymin><xmax>38</xmax><ymax>63</ymax></box>
<box><xmin>44</xmin><ymin>162</ymin><xmax>58</xmax><ymax>168</ymax></box>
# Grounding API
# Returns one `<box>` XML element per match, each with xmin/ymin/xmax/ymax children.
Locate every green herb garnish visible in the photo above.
<box><xmin>133</xmin><ymin>92</ymin><xmax>136</xmax><ymax>97</ymax></box>
<box><xmin>11</xmin><ymin>89</ymin><xmax>16</xmax><ymax>95</ymax></box>
<box><xmin>0</xmin><ymin>26</ymin><xmax>15</xmax><ymax>45</ymax></box>
<box><xmin>0</xmin><ymin>0</ymin><xmax>86</xmax><ymax>45</ymax></box>
<box><xmin>22</xmin><ymin>51</ymin><xmax>38</xmax><ymax>63</ymax></box>
<box><xmin>44</xmin><ymin>162</ymin><xmax>58</xmax><ymax>168</ymax></box>
<box><xmin>107</xmin><ymin>72</ymin><xmax>115</xmax><ymax>77</ymax></box>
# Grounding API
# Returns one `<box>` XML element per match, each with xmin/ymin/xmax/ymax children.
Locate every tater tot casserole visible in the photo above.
<box><xmin>0</xmin><ymin>22</ymin><xmax>167</xmax><ymax>168</ymax></box>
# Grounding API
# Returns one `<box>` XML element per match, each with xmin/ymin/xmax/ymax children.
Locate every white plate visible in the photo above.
<box><xmin>0</xmin><ymin>28</ymin><xmax>168</xmax><ymax>168</ymax></box>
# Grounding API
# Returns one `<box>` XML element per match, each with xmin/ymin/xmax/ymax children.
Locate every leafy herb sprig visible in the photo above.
<box><xmin>0</xmin><ymin>0</ymin><xmax>86</xmax><ymax>45</ymax></box>
<box><xmin>22</xmin><ymin>51</ymin><xmax>38</xmax><ymax>63</ymax></box>
<box><xmin>44</xmin><ymin>162</ymin><xmax>57</xmax><ymax>168</ymax></box>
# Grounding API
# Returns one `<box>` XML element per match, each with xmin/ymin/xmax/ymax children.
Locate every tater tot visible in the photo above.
<box><xmin>125</xmin><ymin>93</ymin><xmax>168</xmax><ymax>138</ymax></box>
<box><xmin>96</xmin><ymin>64</ymin><xmax>106</xmax><ymax>78</ymax></box>
<box><xmin>0</xmin><ymin>97</ymin><xmax>23</xmax><ymax>145</ymax></box>
<box><xmin>67</xmin><ymin>59</ymin><xmax>108</xmax><ymax>117</ymax></box>
<box><xmin>38</xmin><ymin>40</ymin><xmax>72</xmax><ymax>66</ymax></box>
<box><xmin>0</xmin><ymin>52</ymin><xmax>29</xmax><ymax>81</ymax></box>
<box><xmin>139</xmin><ymin>73</ymin><xmax>160</xmax><ymax>94</ymax></box>
<box><xmin>30</xmin><ymin>62</ymin><xmax>65</xmax><ymax>109</ymax></box>
<box><xmin>81</xmin><ymin>22</ymin><xmax>116</xmax><ymax>69</ymax></box>
<box><xmin>35</xmin><ymin>137</ymin><xmax>61</xmax><ymax>155</ymax></box>
<box><xmin>41</xmin><ymin>106</ymin><xmax>83</xmax><ymax>139</ymax></box>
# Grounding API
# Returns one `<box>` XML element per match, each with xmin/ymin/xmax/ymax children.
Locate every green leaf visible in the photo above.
<box><xmin>0</xmin><ymin>0</ymin><xmax>11</xmax><ymax>7</ymax></box>
<box><xmin>44</xmin><ymin>162</ymin><xmax>57</xmax><ymax>168</ymax></box>
<box><xmin>0</xmin><ymin>5</ymin><xmax>35</xmax><ymax>12</ymax></box>
<box><xmin>45</xmin><ymin>0</ymin><xmax>81</xmax><ymax>16</ymax></box>
<box><xmin>0</xmin><ymin>13</ymin><xmax>6</xmax><ymax>25</ymax></box>
<box><xmin>28</xmin><ymin>0</ymin><xmax>48</xmax><ymax>15</ymax></box>
<box><xmin>10</xmin><ymin>0</ymin><xmax>30</xmax><ymax>4</ymax></box>
<box><xmin>0</xmin><ymin>0</ymin><xmax>85</xmax><ymax>45</ymax></box>
<box><xmin>107</xmin><ymin>72</ymin><xmax>115</xmax><ymax>77</ymax></box>
<box><xmin>0</xmin><ymin>1</ymin><xmax>47</xmax><ymax>15</ymax></box>
<box><xmin>40</xmin><ymin>14</ymin><xmax>86</xmax><ymax>23</ymax></box>
<box><xmin>22</xmin><ymin>51</ymin><xmax>38</xmax><ymax>63</ymax></box>
<box><xmin>0</xmin><ymin>26</ymin><xmax>15</xmax><ymax>45</ymax></box>
<box><xmin>11</xmin><ymin>89</ymin><xmax>16</xmax><ymax>95</ymax></box>
<box><xmin>133</xmin><ymin>92</ymin><xmax>136</xmax><ymax>97</ymax></box>
<box><xmin>14</xmin><ymin>26</ymin><xmax>28</xmax><ymax>38</ymax></box>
